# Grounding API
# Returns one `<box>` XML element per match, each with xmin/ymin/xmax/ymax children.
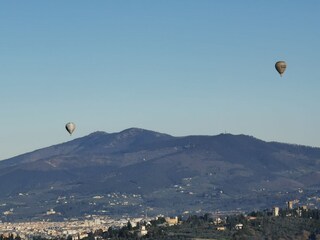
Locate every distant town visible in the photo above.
<box><xmin>1</xmin><ymin>199</ymin><xmax>320</xmax><ymax>239</ymax></box>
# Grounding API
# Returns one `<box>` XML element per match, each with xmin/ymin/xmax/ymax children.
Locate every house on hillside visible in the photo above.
<box><xmin>165</xmin><ymin>216</ymin><xmax>179</xmax><ymax>226</ymax></box>
<box><xmin>213</xmin><ymin>217</ymin><xmax>223</xmax><ymax>225</ymax></box>
<box><xmin>136</xmin><ymin>226</ymin><xmax>148</xmax><ymax>237</ymax></box>
<box><xmin>247</xmin><ymin>216</ymin><xmax>257</xmax><ymax>221</ymax></box>
<box><xmin>235</xmin><ymin>223</ymin><xmax>243</xmax><ymax>230</ymax></box>
<box><xmin>216</xmin><ymin>226</ymin><xmax>226</xmax><ymax>231</ymax></box>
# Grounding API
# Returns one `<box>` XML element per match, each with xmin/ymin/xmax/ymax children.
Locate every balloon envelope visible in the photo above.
<box><xmin>275</xmin><ymin>61</ymin><xmax>287</xmax><ymax>76</ymax></box>
<box><xmin>65</xmin><ymin>122</ymin><xmax>76</xmax><ymax>135</ymax></box>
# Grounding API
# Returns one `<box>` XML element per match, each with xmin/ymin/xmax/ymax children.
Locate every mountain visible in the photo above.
<box><xmin>1</xmin><ymin>128</ymin><xmax>320</xmax><ymax>221</ymax></box>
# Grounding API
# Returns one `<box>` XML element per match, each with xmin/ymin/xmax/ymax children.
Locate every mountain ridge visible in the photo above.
<box><xmin>1</xmin><ymin>128</ymin><xmax>320</xmax><ymax>221</ymax></box>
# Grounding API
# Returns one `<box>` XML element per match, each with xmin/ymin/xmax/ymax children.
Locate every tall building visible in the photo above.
<box><xmin>287</xmin><ymin>201</ymin><xmax>293</xmax><ymax>210</ymax></box>
<box><xmin>272</xmin><ymin>207</ymin><xmax>279</xmax><ymax>217</ymax></box>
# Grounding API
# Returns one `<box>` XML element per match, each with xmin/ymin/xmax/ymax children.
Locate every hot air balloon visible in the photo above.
<box><xmin>275</xmin><ymin>61</ymin><xmax>287</xmax><ymax>77</ymax></box>
<box><xmin>65</xmin><ymin>122</ymin><xmax>76</xmax><ymax>135</ymax></box>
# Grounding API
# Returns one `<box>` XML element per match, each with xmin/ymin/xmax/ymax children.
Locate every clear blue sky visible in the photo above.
<box><xmin>1</xmin><ymin>1</ymin><xmax>320</xmax><ymax>160</ymax></box>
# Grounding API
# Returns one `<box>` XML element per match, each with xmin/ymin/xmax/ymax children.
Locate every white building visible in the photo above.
<box><xmin>272</xmin><ymin>207</ymin><xmax>279</xmax><ymax>217</ymax></box>
<box><xmin>137</xmin><ymin>226</ymin><xmax>148</xmax><ymax>237</ymax></box>
<box><xmin>235</xmin><ymin>223</ymin><xmax>243</xmax><ymax>230</ymax></box>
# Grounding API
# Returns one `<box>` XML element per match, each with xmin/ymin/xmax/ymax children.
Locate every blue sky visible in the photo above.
<box><xmin>1</xmin><ymin>1</ymin><xmax>320</xmax><ymax>160</ymax></box>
